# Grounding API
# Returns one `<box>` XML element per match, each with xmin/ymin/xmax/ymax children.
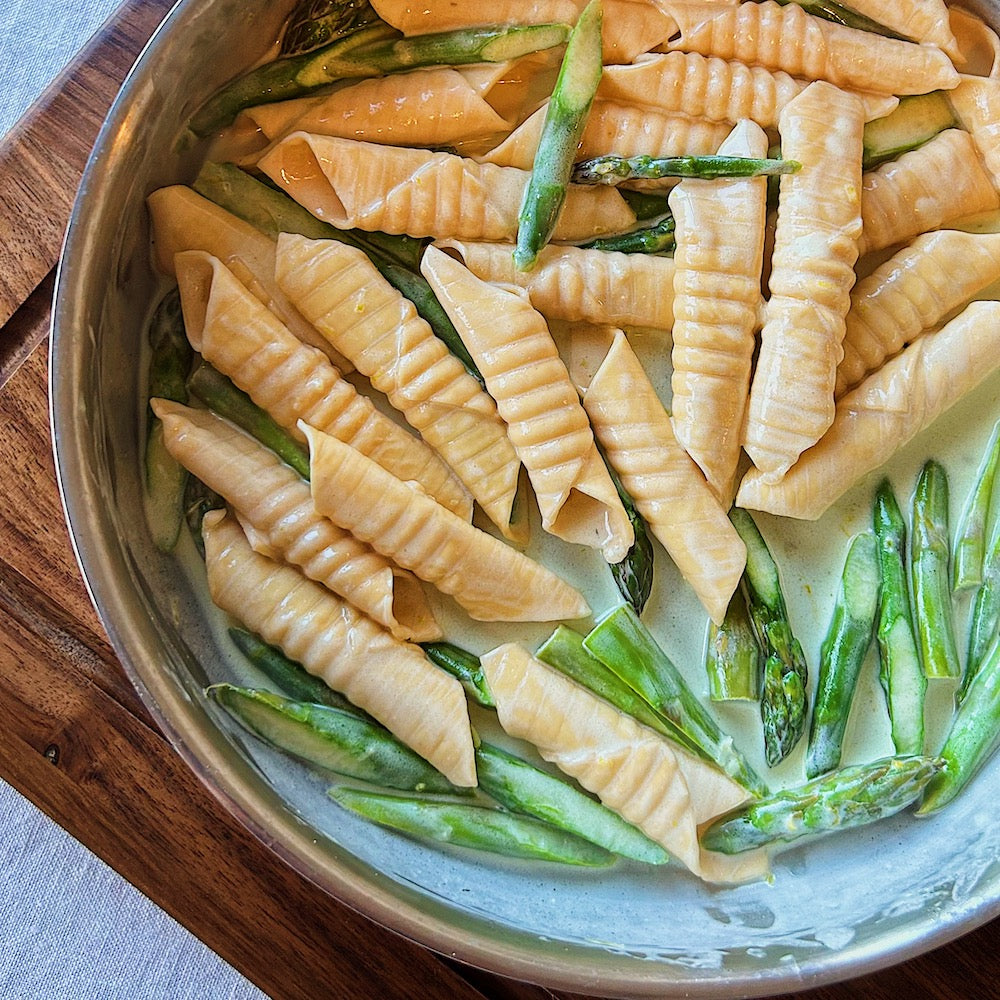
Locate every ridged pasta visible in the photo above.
<box><xmin>146</xmin><ymin>185</ymin><xmax>349</xmax><ymax>370</ymax></box>
<box><xmin>174</xmin><ymin>251</ymin><xmax>472</xmax><ymax>519</ymax></box>
<box><xmin>304</xmin><ymin>425</ymin><xmax>591</xmax><ymax>622</ymax></box>
<box><xmin>436</xmin><ymin>239</ymin><xmax>675</xmax><ymax>330</ymax></box>
<box><xmin>480</xmin><ymin>642</ymin><xmax>768</xmax><ymax>883</ymax></box>
<box><xmin>274</xmin><ymin>234</ymin><xmax>522</xmax><ymax>537</ymax></box>
<box><xmin>737</xmin><ymin>301</ymin><xmax>1000</xmax><ymax>520</ymax></box>
<box><xmin>837</xmin><ymin>230</ymin><xmax>1000</xmax><ymax>397</ymax></box>
<box><xmin>581</xmin><ymin>331</ymin><xmax>747</xmax><ymax>624</ymax></box>
<box><xmin>599</xmin><ymin>52</ymin><xmax>898</xmax><ymax>128</ymax></box>
<box><xmin>153</xmin><ymin>400</ymin><xmax>440</xmax><ymax>642</ymax></box>
<box><xmin>858</xmin><ymin>130</ymin><xmax>1000</xmax><ymax>256</ymax></box>
<box><xmin>421</xmin><ymin>247</ymin><xmax>634</xmax><ymax>563</ymax></box>
<box><xmin>668</xmin><ymin>120</ymin><xmax>768</xmax><ymax>503</ymax></box>
<box><xmin>744</xmin><ymin>82</ymin><xmax>864</xmax><ymax>482</ymax></box>
<box><xmin>948</xmin><ymin>77</ymin><xmax>1000</xmax><ymax>193</ymax></box>
<box><xmin>663</xmin><ymin>0</ymin><xmax>959</xmax><ymax>96</ymax></box>
<box><xmin>839</xmin><ymin>0</ymin><xmax>960</xmax><ymax>57</ymax></box>
<box><xmin>257</xmin><ymin>133</ymin><xmax>636</xmax><ymax>242</ymax></box>
<box><xmin>203</xmin><ymin>510</ymin><xmax>476</xmax><ymax>787</ymax></box>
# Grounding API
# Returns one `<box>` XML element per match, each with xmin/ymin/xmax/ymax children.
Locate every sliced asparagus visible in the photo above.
<box><xmin>183</xmin><ymin>475</ymin><xmax>225</xmax><ymax>559</ymax></box>
<box><xmin>421</xmin><ymin>642</ymin><xmax>495</xmax><ymax>708</ymax></box>
<box><xmin>805</xmin><ymin>532</ymin><xmax>879</xmax><ymax>778</ymax></box>
<box><xmin>953</xmin><ymin>418</ymin><xmax>1000</xmax><ymax>592</ymax></box>
<box><xmin>601</xmin><ymin>448</ymin><xmax>654</xmax><ymax>615</ymax></box>
<box><xmin>909</xmin><ymin>460</ymin><xmax>961</xmax><ymax>679</ymax></box>
<box><xmin>705</xmin><ymin>588</ymin><xmax>762</xmax><ymax>703</ymax></box>
<box><xmin>702</xmin><ymin>755</ymin><xmax>943</xmax><ymax>854</ymax></box>
<box><xmin>962</xmin><ymin>519</ymin><xmax>1000</xmax><ymax>700</ymax></box>
<box><xmin>730</xmin><ymin>508</ymin><xmax>809</xmax><ymax>767</ymax></box>
<box><xmin>514</xmin><ymin>0</ymin><xmax>603</xmax><ymax>270</ymax></box>
<box><xmin>578</xmin><ymin>213</ymin><xmax>676</xmax><ymax>254</ymax></box>
<box><xmin>281</xmin><ymin>0</ymin><xmax>383</xmax><ymax>57</ymax></box>
<box><xmin>572</xmin><ymin>154</ymin><xmax>800</xmax><ymax>186</ymax></box>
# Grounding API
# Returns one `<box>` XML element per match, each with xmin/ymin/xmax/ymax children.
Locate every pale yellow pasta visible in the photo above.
<box><xmin>662</xmin><ymin>0</ymin><xmax>959</xmax><ymax>96</ymax></box>
<box><xmin>203</xmin><ymin>510</ymin><xmax>476</xmax><ymax>787</ymax></box>
<box><xmin>668</xmin><ymin>120</ymin><xmax>768</xmax><ymax>504</ymax></box>
<box><xmin>599</xmin><ymin>53</ymin><xmax>898</xmax><ymax>128</ymax></box>
<box><xmin>948</xmin><ymin>77</ymin><xmax>1000</xmax><ymax>191</ymax></box>
<box><xmin>436</xmin><ymin>239</ymin><xmax>675</xmax><ymax>330</ymax></box>
<box><xmin>153</xmin><ymin>400</ymin><xmax>441</xmax><ymax>642</ymax></box>
<box><xmin>837</xmin><ymin>230</ymin><xmax>1000</xmax><ymax>397</ymax></box>
<box><xmin>146</xmin><ymin>185</ymin><xmax>350</xmax><ymax>370</ymax></box>
<box><xmin>581</xmin><ymin>331</ymin><xmax>747</xmax><ymax>625</ymax></box>
<box><xmin>421</xmin><ymin>247</ymin><xmax>634</xmax><ymax>563</ymax></box>
<box><xmin>737</xmin><ymin>301</ymin><xmax>1000</xmax><ymax>520</ymax></box>
<box><xmin>744</xmin><ymin>82</ymin><xmax>864</xmax><ymax>482</ymax></box>
<box><xmin>858</xmin><ymin>130</ymin><xmax>1000</xmax><ymax>256</ymax></box>
<box><xmin>304</xmin><ymin>425</ymin><xmax>591</xmax><ymax>622</ymax></box>
<box><xmin>274</xmin><ymin>234</ymin><xmax>522</xmax><ymax>537</ymax></box>
<box><xmin>174</xmin><ymin>251</ymin><xmax>472</xmax><ymax>519</ymax></box>
<box><xmin>257</xmin><ymin>133</ymin><xmax>636</xmax><ymax>241</ymax></box>
<box><xmin>481</xmin><ymin>98</ymin><xmax>731</xmax><ymax>169</ymax></box>
<box><xmin>480</xmin><ymin>643</ymin><xmax>768</xmax><ymax>883</ymax></box>
<box><xmin>838</xmin><ymin>0</ymin><xmax>959</xmax><ymax>58</ymax></box>
<box><xmin>949</xmin><ymin>6</ymin><xmax>1000</xmax><ymax>77</ymax></box>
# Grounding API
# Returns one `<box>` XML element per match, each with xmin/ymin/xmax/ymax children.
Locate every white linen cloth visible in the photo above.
<box><xmin>2</xmin><ymin>1</ymin><xmax>269</xmax><ymax>997</ymax></box>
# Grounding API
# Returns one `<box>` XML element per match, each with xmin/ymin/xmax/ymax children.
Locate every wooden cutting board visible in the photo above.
<box><xmin>0</xmin><ymin>2</ymin><xmax>997</xmax><ymax>998</ymax></box>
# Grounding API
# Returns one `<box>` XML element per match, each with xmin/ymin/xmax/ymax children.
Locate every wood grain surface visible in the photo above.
<box><xmin>1</xmin><ymin>2</ymin><xmax>998</xmax><ymax>998</ymax></box>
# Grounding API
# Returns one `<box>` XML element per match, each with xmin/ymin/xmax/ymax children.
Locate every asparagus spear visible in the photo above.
<box><xmin>578</xmin><ymin>213</ymin><xmax>676</xmax><ymax>254</ymax></box>
<box><xmin>909</xmin><ymin>460</ymin><xmax>961</xmax><ymax>679</ymax></box>
<box><xmin>582</xmin><ymin>604</ymin><xmax>768</xmax><ymax>795</ymax></box>
<box><xmin>420</xmin><ymin>642</ymin><xmax>495</xmax><ymax>709</ymax></box>
<box><xmin>281</xmin><ymin>0</ymin><xmax>383</xmax><ymax>57</ymax></box>
<box><xmin>144</xmin><ymin>287</ymin><xmax>192</xmax><ymax>552</ymax></box>
<box><xmin>953</xmin><ymin>418</ymin><xmax>1000</xmax><ymax>591</ymax></box>
<box><xmin>702</xmin><ymin>755</ymin><xmax>943</xmax><ymax>854</ymax></box>
<box><xmin>729</xmin><ymin>508</ymin><xmax>809</xmax><ymax>767</ymax></box>
<box><xmin>329</xmin><ymin>786</ymin><xmax>615</xmax><ymax>866</ymax></box>
<box><xmin>514</xmin><ymin>0</ymin><xmax>603</xmax><ymax>271</ymax></box>
<box><xmin>806</xmin><ymin>532</ymin><xmax>879</xmax><ymax>778</ymax></box>
<box><xmin>601</xmin><ymin>447</ymin><xmax>654</xmax><ymax>615</ymax></box>
<box><xmin>919</xmin><ymin>633</ymin><xmax>1000</xmax><ymax>813</ymax></box>
<box><xmin>475</xmin><ymin>743</ymin><xmax>671</xmax><ymax>864</ymax></box>
<box><xmin>185</xmin><ymin>362</ymin><xmax>311</xmax><ymax>480</ymax></box>
<box><xmin>962</xmin><ymin>518</ymin><xmax>1000</xmax><ymax>699</ymax></box>
<box><xmin>183</xmin><ymin>475</ymin><xmax>225</xmax><ymax>559</ymax></box>
<box><xmin>190</xmin><ymin>21</ymin><xmax>571</xmax><ymax>136</ymax></box>
<box><xmin>208</xmin><ymin>684</ymin><xmax>461</xmax><ymax>793</ymax></box>
<box><xmin>705</xmin><ymin>588</ymin><xmax>762</xmax><ymax>703</ymax></box>
<box><xmin>192</xmin><ymin>162</ymin><xmax>482</xmax><ymax>383</ymax></box>
<box><xmin>572</xmin><ymin>154</ymin><xmax>800</xmax><ymax>186</ymax></box>
<box><xmin>873</xmin><ymin>480</ymin><xmax>926</xmax><ymax>755</ymax></box>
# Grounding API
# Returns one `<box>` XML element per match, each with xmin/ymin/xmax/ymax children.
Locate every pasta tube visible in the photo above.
<box><xmin>837</xmin><ymin>230</ymin><xmax>1000</xmax><ymax>397</ymax></box>
<box><xmin>257</xmin><ymin>133</ymin><xmax>636</xmax><ymax>242</ymax></box>
<box><xmin>859</xmin><ymin>130</ymin><xmax>1000</xmax><ymax>256</ymax></box>
<box><xmin>274</xmin><ymin>234</ymin><xmax>522</xmax><ymax>538</ymax></box>
<box><xmin>581</xmin><ymin>331</ymin><xmax>747</xmax><ymax>625</ymax></box>
<box><xmin>436</xmin><ymin>239</ymin><xmax>675</xmax><ymax>330</ymax></box>
<box><xmin>480</xmin><ymin>642</ymin><xmax>769</xmax><ymax>883</ymax></box>
<box><xmin>837</xmin><ymin>0</ymin><xmax>960</xmax><ymax>58</ymax></box>
<box><xmin>174</xmin><ymin>251</ymin><xmax>472</xmax><ymax>519</ymax></box>
<box><xmin>304</xmin><ymin>425</ymin><xmax>590</xmax><ymax>622</ymax></box>
<box><xmin>662</xmin><ymin>1</ymin><xmax>959</xmax><ymax>96</ymax></box>
<box><xmin>744</xmin><ymin>82</ymin><xmax>864</xmax><ymax>482</ymax></box>
<box><xmin>737</xmin><ymin>301</ymin><xmax>1000</xmax><ymax>521</ymax></box>
<box><xmin>203</xmin><ymin>510</ymin><xmax>476</xmax><ymax>787</ymax></box>
<box><xmin>421</xmin><ymin>246</ymin><xmax>634</xmax><ymax>563</ymax></box>
<box><xmin>948</xmin><ymin>77</ymin><xmax>1000</xmax><ymax>194</ymax></box>
<box><xmin>668</xmin><ymin>119</ymin><xmax>768</xmax><ymax>503</ymax></box>
<box><xmin>153</xmin><ymin>400</ymin><xmax>440</xmax><ymax>642</ymax></box>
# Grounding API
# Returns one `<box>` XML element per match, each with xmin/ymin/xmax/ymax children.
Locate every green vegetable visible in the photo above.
<box><xmin>192</xmin><ymin>162</ymin><xmax>481</xmax><ymax>382</ymax></box>
<box><xmin>962</xmin><ymin>517</ymin><xmax>1000</xmax><ymax>699</ymax></box>
<box><xmin>280</xmin><ymin>0</ymin><xmax>383</xmax><ymax>57</ymax></box>
<box><xmin>582</xmin><ymin>604</ymin><xmax>767</xmax><ymax>795</ymax></box>
<box><xmin>705</xmin><ymin>588</ymin><xmax>761</xmax><ymax>703</ymax></box>
<box><xmin>514</xmin><ymin>0</ymin><xmax>603</xmax><ymax>271</ymax></box>
<box><xmin>600</xmin><ymin>448</ymin><xmax>654</xmax><ymax>615</ymax></box>
<box><xmin>776</xmin><ymin>0</ymin><xmax>910</xmax><ymax>39</ymax></box>
<box><xmin>909</xmin><ymin>460</ymin><xmax>961</xmax><ymax>679</ymax></box>
<box><xmin>702</xmin><ymin>755</ymin><xmax>943</xmax><ymax>854</ymax></box>
<box><xmin>578</xmin><ymin>213</ymin><xmax>676</xmax><ymax>254</ymax></box>
<box><xmin>919</xmin><ymin>633</ymin><xmax>1000</xmax><ymax>814</ymax></box>
<box><xmin>572</xmin><ymin>154</ymin><xmax>800</xmax><ymax>185</ymax></box>
<box><xmin>730</xmin><ymin>508</ymin><xmax>809</xmax><ymax>767</ymax></box>
<box><xmin>863</xmin><ymin>92</ymin><xmax>957</xmax><ymax>170</ymax></box>
<box><xmin>145</xmin><ymin>287</ymin><xmax>192</xmax><ymax>552</ymax></box>
<box><xmin>953</xmin><ymin>418</ymin><xmax>1000</xmax><ymax>592</ymax></box>
<box><xmin>186</xmin><ymin>362</ymin><xmax>311</xmax><ymax>480</ymax></box>
<box><xmin>873</xmin><ymin>480</ymin><xmax>926</xmax><ymax>755</ymax></box>
<box><xmin>208</xmin><ymin>684</ymin><xmax>459</xmax><ymax>793</ymax></box>
<box><xmin>329</xmin><ymin>786</ymin><xmax>615</xmax><ymax>866</ymax></box>
<box><xmin>183</xmin><ymin>475</ymin><xmax>225</xmax><ymax>558</ymax></box>
<box><xmin>475</xmin><ymin>743</ymin><xmax>670</xmax><ymax>864</ymax></box>
<box><xmin>190</xmin><ymin>20</ymin><xmax>570</xmax><ymax>136</ymax></box>
<box><xmin>420</xmin><ymin>642</ymin><xmax>495</xmax><ymax>708</ymax></box>
<box><xmin>806</xmin><ymin>532</ymin><xmax>879</xmax><ymax>778</ymax></box>
<box><xmin>228</xmin><ymin>627</ymin><xmax>361</xmax><ymax>714</ymax></box>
